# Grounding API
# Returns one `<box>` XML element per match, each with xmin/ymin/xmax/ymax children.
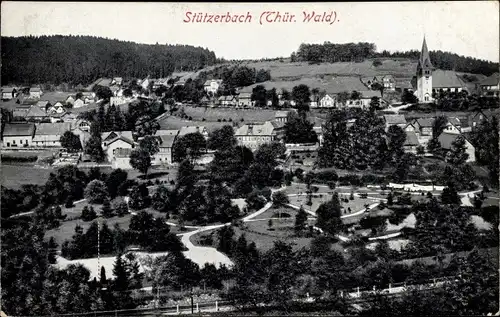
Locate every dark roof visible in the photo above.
<box><xmin>418</xmin><ymin>37</ymin><xmax>433</xmax><ymax>69</ymax></box>
<box><xmin>3</xmin><ymin>123</ymin><xmax>35</xmax><ymax>136</ymax></box>
<box><xmin>158</xmin><ymin>135</ymin><xmax>176</xmax><ymax>148</ymax></box>
<box><xmin>479</xmin><ymin>73</ymin><xmax>499</xmax><ymax>86</ymax></box>
<box><xmin>404</xmin><ymin>131</ymin><xmax>420</xmax><ymax>146</ymax></box>
<box><xmin>384</xmin><ymin>114</ymin><xmax>407</xmax><ymax>125</ymax></box>
<box><xmin>25</xmin><ymin>105</ymin><xmax>48</xmax><ymax>118</ymax></box>
<box><xmin>35</xmin><ymin>122</ymin><xmax>72</xmax><ymax>135</ymax></box>
<box><xmin>415</xmin><ymin>118</ymin><xmax>434</xmax><ymax>128</ymax></box>
<box><xmin>433</xmin><ymin>70</ymin><xmax>466</xmax><ymax>88</ymax></box>
<box><xmin>438</xmin><ymin>132</ymin><xmax>471</xmax><ymax>150</ymax></box>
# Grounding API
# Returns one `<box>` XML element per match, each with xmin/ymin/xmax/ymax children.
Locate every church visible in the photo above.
<box><xmin>414</xmin><ymin>37</ymin><xmax>467</xmax><ymax>103</ymax></box>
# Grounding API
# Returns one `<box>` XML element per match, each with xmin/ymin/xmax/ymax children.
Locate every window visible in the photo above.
<box><xmin>13</xmin><ymin>140</ymin><xmax>16</xmax><ymax>144</ymax></box>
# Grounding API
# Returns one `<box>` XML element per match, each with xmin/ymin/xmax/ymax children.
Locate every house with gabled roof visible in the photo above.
<box><xmin>178</xmin><ymin>126</ymin><xmax>209</xmax><ymax>139</ymax></box>
<box><xmin>2</xmin><ymin>87</ymin><xmax>17</xmax><ymax>100</ymax></box>
<box><xmin>153</xmin><ymin>134</ymin><xmax>177</xmax><ymax>165</ymax></box>
<box><xmin>478</xmin><ymin>73</ymin><xmax>499</xmax><ymax>97</ymax></box>
<box><xmin>438</xmin><ymin>132</ymin><xmax>475</xmax><ymax>162</ymax></box>
<box><xmin>403</xmin><ymin>130</ymin><xmax>421</xmax><ymax>154</ymax></box>
<box><xmin>237</xmin><ymin>92</ymin><xmax>253</xmax><ymax>107</ymax></box>
<box><xmin>234</xmin><ymin>121</ymin><xmax>278</xmax><ymax>151</ymax></box>
<box><xmin>25</xmin><ymin>105</ymin><xmax>49</xmax><ymax>122</ymax></box>
<box><xmin>383</xmin><ymin>114</ymin><xmax>407</xmax><ymax>131</ymax></box>
<box><xmin>101</xmin><ymin>131</ymin><xmax>135</xmax><ymax>162</ymax></box>
<box><xmin>204</xmin><ymin>79</ymin><xmax>223</xmax><ymax>94</ymax></box>
<box><xmin>2</xmin><ymin>123</ymin><xmax>35</xmax><ymax>147</ymax></box>
<box><xmin>33</xmin><ymin>122</ymin><xmax>72</xmax><ymax>147</ymax></box>
<box><xmin>29</xmin><ymin>87</ymin><xmax>43</xmax><ymax>99</ymax></box>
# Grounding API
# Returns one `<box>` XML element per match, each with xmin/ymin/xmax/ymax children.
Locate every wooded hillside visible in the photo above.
<box><xmin>1</xmin><ymin>35</ymin><xmax>218</xmax><ymax>86</ymax></box>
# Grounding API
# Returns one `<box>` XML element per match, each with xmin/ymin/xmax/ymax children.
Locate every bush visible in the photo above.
<box><xmin>81</xmin><ymin>205</ymin><xmax>97</xmax><ymax>221</ymax></box>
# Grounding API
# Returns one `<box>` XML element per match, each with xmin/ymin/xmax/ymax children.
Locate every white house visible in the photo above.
<box><xmin>29</xmin><ymin>87</ymin><xmax>43</xmax><ymax>99</ymax></box>
<box><xmin>101</xmin><ymin>131</ymin><xmax>135</xmax><ymax>162</ymax></box>
<box><xmin>33</xmin><ymin>122</ymin><xmax>72</xmax><ymax>147</ymax></box>
<box><xmin>73</xmin><ymin>99</ymin><xmax>84</xmax><ymax>109</ymax></box>
<box><xmin>112</xmin><ymin>148</ymin><xmax>133</xmax><ymax>170</ymax></box>
<box><xmin>319</xmin><ymin>94</ymin><xmax>336</xmax><ymax>108</ymax></box>
<box><xmin>234</xmin><ymin>121</ymin><xmax>278</xmax><ymax>151</ymax></box>
<box><xmin>2</xmin><ymin>87</ymin><xmax>16</xmax><ymax>100</ymax></box>
<box><xmin>204</xmin><ymin>79</ymin><xmax>223</xmax><ymax>94</ymax></box>
<box><xmin>2</xmin><ymin>123</ymin><xmax>35</xmax><ymax>148</ymax></box>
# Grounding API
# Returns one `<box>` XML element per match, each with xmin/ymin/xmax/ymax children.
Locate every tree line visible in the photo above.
<box><xmin>1</xmin><ymin>35</ymin><xmax>217</xmax><ymax>85</ymax></box>
<box><xmin>291</xmin><ymin>42</ymin><xmax>498</xmax><ymax>76</ymax></box>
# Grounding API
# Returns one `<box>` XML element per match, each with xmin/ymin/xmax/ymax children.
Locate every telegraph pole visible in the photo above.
<box><xmin>97</xmin><ymin>214</ymin><xmax>101</xmax><ymax>283</ymax></box>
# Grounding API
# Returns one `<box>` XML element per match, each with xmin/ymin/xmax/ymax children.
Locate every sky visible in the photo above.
<box><xmin>1</xmin><ymin>1</ymin><xmax>499</xmax><ymax>62</ymax></box>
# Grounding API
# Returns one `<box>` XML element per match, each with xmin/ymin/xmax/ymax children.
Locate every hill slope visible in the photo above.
<box><xmin>1</xmin><ymin>35</ymin><xmax>218</xmax><ymax>86</ymax></box>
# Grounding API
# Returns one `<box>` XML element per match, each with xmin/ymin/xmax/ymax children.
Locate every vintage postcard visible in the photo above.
<box><xmin>1</xmin><ymin>1</ymin><xmax>499</xmax><ymax>316</ymax></box>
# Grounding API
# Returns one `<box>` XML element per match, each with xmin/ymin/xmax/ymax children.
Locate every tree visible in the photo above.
<box><xmin>84</xmin><ymin>132</ymin><xmax>105</xmax><ymax>162</ymax></box>
<box><xmin>441</xmin><ymin>184</ymin><xmax>460</xmax><ymax>205</ymax></box>
<box><xmin>401</xmin><ymin>89</ymin><xmax>418</xmax><ymax>104</ymax></box>
<box><xmin>292</xmin><ymin>84</ymin><xmax>311</xmax><ymax>111</ymax></box>
<box><xmin>101</xmin><ymin>199</ymin><xmax>113</xmax><ymax>218</ymax></box>
<box><xmin>294</xmin><ymin>206</ymin><xmax>308</xmax><ymax>233</ymax></box>
<box><xmin>84</xmin><ymin>180</ymin><xmax>109</xmax><ymax>204</ymax></box>
<box><xmin>94</xmin><ymin>86</ymin><xmax>113</xmax><ymax>101</ymax></box>
<box><xmin>316</xmin><ymin>193</ymin><xmax>342</xmax><ymax>235</ymax></box>
<box><xmin>336</xmin><ymin>91</ymin><xmax>350</xmax><ymax>108</ymax></box>
<box><xmin>387</xmin><ymin>125</ymin><xmax>406</xmax><ymax>162</ymax></box>
<box><xmin>111</xmin><ymin>254</ymin><xmax>135</xmax><ymax>308</ymax></box>
<box><xmin>60</xmin><ymin>131</ymin><xmax>83</xmax><ymax>152</ymax></box>
<box><xmin>128</xmin><ymin>184</ymin><xmax>151</xmax><ymax>210</ymax></box>
<box><xmin>100</xmin><ymin>266</ymin><xmax>107</xmax><ymax>285</ymax></box>
<box><xmin>317</xmin><ymin>110</ymin><xmax>352</xmax><ymax>169</ymax></box>
<box><xmin>369</xmin><ymin>96</ymin><xmax>382</xmax><ymax>111</ymax></box>
<box><xmin>207</xmin><ymin>125</ymin><xmax>237</xmax><ymax>151</ymax></box>
<box><xmin>432</xmin><ymin>115</ymin><xmax>447</xmax><ymax>138</ymax></box>
<box><xmin>106</xmin><ymin>169</ymin><xmax>128</xmax><ymax>198</ymax></box>
<box><xmin>138</xmin><ymin>135</ymin><xmax>160</xmax><ymax>156</ymax></box>
<box><xmin>393</xmin><ymin>152</ymin><xmax>417</xmax><ymax>182</ymax></box>
<box><xmin>134</xmin><ymin>115</ymin><xmax>160</xmax><ymax>138</ymax></box>
<box><xmin>272</xmin><ymin>191</ymin><xmax>289</xmax><ymax>207</ymax></box>
<box><xmin>172</xmin><ymin>132</ymin><xmax>207</xmax><ymax>162</ymax></box>
<box><xmin>446</xmin><ymin>135</ymin><xmax>469</xmax><ymax>166</ymax></box>
<box><xmin>81</xmin><ymin>205</ymin><xmax>97</xmax><ymax>221</ymax></box>
<box><xmin>251</xmin><ymin>85</ymin><xmax>267</xmax><ymax>107</ymax></box>
<box><xmin>129</xmin><ymin>148</ymin><xmax>152</xmax><ymax>176</ymax></box>
<box><xmin>284</xmin><ymin>111</ymin><xmax>318</xmax><ymax>144</ymax></box>
<box><xmin>255</xmin><ymin>69</ymin><xmax>271</xmax><ymax>83</ymax></box>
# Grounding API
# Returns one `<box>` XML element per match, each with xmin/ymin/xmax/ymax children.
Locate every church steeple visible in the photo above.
<box><xmin>419</xmin><ymin>37</ymin><xmax>433</xmax><ymax>69</ymax></box>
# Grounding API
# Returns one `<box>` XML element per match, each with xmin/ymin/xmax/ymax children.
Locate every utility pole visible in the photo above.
<box><xmin>191</xmin><ymin>287</ymin><xmax>194</xmax><ymax>314</ymax></box>
<box><xmin>97</xmin><ymin>214</ymin><xmax>101</xmax><ymax>283</ymax></box>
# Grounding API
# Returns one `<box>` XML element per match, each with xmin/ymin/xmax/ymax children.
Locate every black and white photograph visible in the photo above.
<box><xmin>1</xmin><ymin>1</ymin><xmax>499</xmax><ymax>316</ymax></box>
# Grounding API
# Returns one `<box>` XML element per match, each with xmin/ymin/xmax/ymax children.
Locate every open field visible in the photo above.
<box><xmin>157</xmin><ymin>114</ymin><xmax>230</xmax><ymax>133</ymax></box>
<box><xmin>240</xmin><ymin>59</ymin><xmax>418</xmax><ymax>80</ymax></box>
<box><xmin>181</xmin><ymin>106</ymin><xmax>278</xmax><ymax>122</ymax></box>
<box><xmin>45</xmin><ymin>208</ymin><xmax>171</xmax><ymax>247</ymax></box>
<box><xmin>1</xmin><ymin>163</ymin><xmax>54</xmax><ymax>188</ymax></box>
<box><xmin>288</xmin><ymin>193</ymin><xmax>377</xmax><ymax>215</ymax></box>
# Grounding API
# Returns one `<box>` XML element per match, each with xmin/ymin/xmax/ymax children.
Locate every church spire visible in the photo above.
<box><xmin>419</xmin><ymin>36</ymin><xmax>433</xmax><ymax>69</ymax></box>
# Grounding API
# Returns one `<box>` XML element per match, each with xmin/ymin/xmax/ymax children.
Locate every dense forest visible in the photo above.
<box><xmin>1</xmin><ymin>35</ymin><xmax>218</xmax><ymax>86</ymax></box>
<box><xmin>291</xmin><ymin>42</ymin><xmax>499</xmax><ymax>76</ymax></box>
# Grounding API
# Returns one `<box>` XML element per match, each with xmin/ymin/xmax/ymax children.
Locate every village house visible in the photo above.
<box><xmin>178</xmin><ymin>126</ymin><xmax>209</xmax><ymax>139</ymax></box>
<box><xmin>346</xmin><ymin>90</ymin><xmax>384</xmax><ymax>110</ymax></box>
<box><xmin>33</xmin><ymin>122</ymin><xmax>72</xmax><ymax>147</ymax></box>
<box><xmin>237</xmin><ymin>92</ymin><xmax>253</xmax><ymax>107</ymax></box>
<box><xmin>66</xmin><ymin>96</ymin><xmax>75</xmax><ymax>106</ymax></box>
<box><xmin>204</xmin><ymin>79</ymin><xmax>223</xmax><ymax>94</ymax></box>
<box><xmin>25</xmin><ymin>105</ymin><xmax>49</xmax><ymax>122</ymax></box>
<box><xmin>101</xmin><ymin>131</ymin><xmax>135</xmax><ymax>162</ymax></box>
<box><xmin>403</xmin><ymin>130</ymin><xmax>421</xmax><ymax>154</ymax></box>
<box><xmin>2</xmin><ymin>87</ymin><xmax>17</xmax><ymax>100</ymax></box>
<box><xmin>153</xmin><ymin>135</ymin><xmax>176</xmax><ymax>165</ymax></box>
<box><xmin>47</xmin><ymin>103</ymin><xmax>65</xmax><ymax>114</ymax></box>
<box><xmin>110</xmin><ymin>86</ymin><xmax>120</xmax><ymax>97</ymax></box>
<box><xmin>438</xmin><ymin>132</ymin><xmax>476</xmax><ymax>162</ymax></box>
<box><xmin>73</xmin><ymin>98</ymin><xmax>85</xmax><ymax>108</ymax></box>
<box><xmin>12</xmin><ymin>104</ymin><xmax>32</xmax><ymax>119</ymax></box>
<box><xmin>469</xmin><ymin>108</ymin><xmax>499</xmax><ymax>128</ymax></box>
<box><xmin>35</xmin><ymin>101</ymin><xmax>50</xmax><ymax>112</ymax></box>
<box><xmin>217</xmin><ymin>95</ymin><xmax>237</xmax><ymax>107</ymax></box>
<box><xmin>81</xmin><ymin>92</ymin><xmax>95</xmax><ymax>104</ymax></box>
<box><xmin>2</xmin><ymin>123</ymin><xmax>35</xmax><ymax>148</ymax></box>
<box><xmin>411</xmin><ymin>118</ymin><xmax>434</xmax><ymax>145</ymax></box>
<box><xmin>111</xmin><ymin>77</ymin><xmax>123</xmax><ymax>86</ymax></box>
<box><xmin>112</xmin><ymin>148</ymin><xmax>133</xmax><ymax>169</ymax></box>
<box><xmin>319</xmin><ymin>94</ymin><xmax>336</xmax><ymax>108</ymax></box>
<box><xmin>275</xmin><ymin>111</ymin><xmax>290</xmax><ymax>124</ymax></box>
<box><xmin>29</xmin><ymin>87</ymin><xmax>43</xmax><ymax>99</ymax></box>
<box><xmin>383</xmin><ymin>114</ymin><xmax>408</xmax><ymax>132</ymax></box>
<box><xmin>443</xmin><ymin>117</ymin><xmax>462</xmax><ymax>134</ymax></box>
<box><xmin>478</xmin><ymin>73</ymin><xmax>499</xmax><ymax>97</ymax></box>
<box><xmin>234</xmin><ymin>121</ymin><xmax>279</xmax><ymax>151</ymax></box>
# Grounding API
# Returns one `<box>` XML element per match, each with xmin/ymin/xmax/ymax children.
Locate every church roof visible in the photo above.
<box><xmin>418</xmin><ymin>37</ymin><xmax>433</xmax><ymax>69</ymax></box>
<box><xmin>433</xmin><ymin>70</ymin><xmax>466</xmax><ymax>88</ymax></box>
